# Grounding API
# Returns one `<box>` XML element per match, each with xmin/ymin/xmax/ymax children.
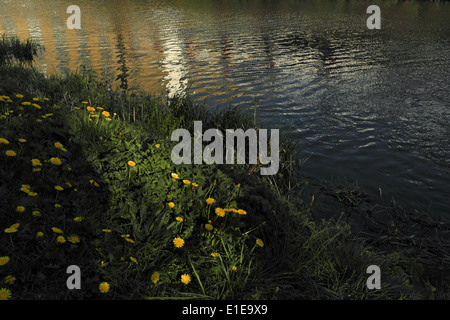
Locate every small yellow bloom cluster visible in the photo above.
<box><xmin>51</xmin><ymin>227</ymin><xmax>80</xmax><ymax>244</ymax></box>
<box><xmin>89</xmin><ymin>179</ymin><xmax>100</xmax><ymax>187</ymax></box>
<box><xmin>4</xmin><ymin>223</ymin><xmax>19</xmax><ymax>234</ymax></box>
<box><xmin>170</xmin><ymin>173</ymin><xmax>199</xmax><ymax>188</ymax></box>
<box><xmin>82</xmin><ymin>102</ymin><xmax>115</xmax><ymax>121</ymax></box>
<box><xmin>54</xmin><ymin>142</ymin><xmax>67</xmax><ymax>152</ymax></box>
<box><xmin>0</xmin><ymin>95</ymin><xmax>13</xmax><ymax>103</ymax></box>
<box><xmin>20</xmin><ymin>184</ymin><xmax>38</xmax><ymax>196</ymax></box>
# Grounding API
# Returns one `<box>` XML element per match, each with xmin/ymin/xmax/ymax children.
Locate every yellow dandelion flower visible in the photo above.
<box><xmin>173</xmin><ymin>237</ymin><xmax>185</xmax><ymax>248</ymax></box>
<box><xmin>93</xmin><ymin>181</ymin><xmax>99</xmax><ymax>187</ymax></box>
<box><xmin>181</xmin><ymin>274</ymin><xmax>191</xmax><ymax>285</ymax></box>
<box><xmin>32</xmin><ymin>210</ymin><xmax>41</xmax><ymax>217</ymax></box>
<box><xmin>0</xmin><ymin>256</ymin><xmax>10</xmax><ymax>266</ymax></box>
<box><xmin>96</xmin><ymin>107</ymin><xmax>104</xmax><ymax>110</ymax></box>
<box><xmin>86</xmin><ymin>106</ymin><xmax>95</xmax><ymax>112</ymax></box>
<box><xmin>18</xmin><ymin>138</ymin><xmax>26</xmax><ymax>143</ymax></box>
<box><xmin>33</xmin><ymin>97</ymin><xmax>40</xmax><ymax>101</ymax></box>
<box><xmin>155</xmin><ymin>144</ymin><xmax>160</xmax><ymax>148</ymax></box>
<box><xmin>231</xmin><ymin>266</ymin><xmax>237</xmax><ymax>271</ymax></box>
<box><xmin>50</xmin><ymin>157</ymin><xmax>62</xmax><ymax>165</ymax></box>
<box><xmin>31</xmin><ymin>159</ymin><xmax>42</xmax><ymax>166</ymax></box>
<box><xmin>171</xmin><ymin>173</ymin><xmax>179</xmax><ymax>179</ymax></box>
<box><xmin>211</xmin><ymin>252</ymin><xmax>220</xmax><ymax>258</ymax></box>
<box><xmin>256</xmin><ymin>239</ymin><xmax>264</xmax><ymax>247</ymax></box>
<box><xmin>99</xmin><ymin>282</ymin><xmax>110</xmax><ymax>293</ymax></box>
<box><xmin>4</xmin><ymin>228</ymin><xmax>17</xmax><ymax>233</ymax></box>
<box><xmin>9</xmin><ymin>223</ymin><xmax>19</xmax><ymax>229</ymax></box>
<box><xmin>183</xmin><ymin>180</ymin><xmax>191</xmax><ymax>185</ymax></box>
<box><xmin>130</xmin><ymin>257</ymin><xmax>138</xmax><ymax>264</ymax></box>
<box><xmin>56</xmin><ymin>235</ymin><xmax>66</xmax><ymax>243</ymax></box>
<box><xmin>4</xmin><ymin>275</ymin><xmax>16</xmax><ymax>284</ymax></box>
<box><xmin>21</xmin><ymin>101</ymin><xmax>31</xmax><ymax>106</ymax></box>
<box><xmin>0</xmin><ymin>138</ymin><xmax>9</xmax><ymax>144</ymax></box>
<box><xmin>16</xmin><ymin>206</ymin><xmax>25</xmax><ymax>213</ymax></box>
<box><xmin>215</xmin><ymin>208</ymin><xmax>225</xmax><ymax>217</ymax></box>
<box><xmin>205</xmin><ymin>224</ymin><xmax>213</xmax><ymax>231</ymax></box>
<box><xmin>192</xmin><ymin>183</ymin><xmax>199</xmax><ymax>187</ymax></box>
<box><xmin>237</xmin><ymin>209</ymin><xmax>247</xmax><ymax>215</ymax></box>
<box><xmin>121</xmin><ymin>234</ymin><xmax>130</xmax><ymax>238</ymax></box>
<box><xmin>74</xmin><ymin>217</ymin><xmax>84</xmax><ymax>222</ymax></box>
<box><xmin>206</xmin><ymin>198</ymin><xmax>215</xmax><ymax>205</ymax></box>
<box><xmin>81</xmin><ymin>101</ymin><xmax>88</xmax><ymax>104</ymax></box>
<box><xmin>32</xmin><ymin>103</ymin><xmax>41</xmax><ymax>109</ymax></box>
<box><xmin>68</xmin><ymin>235</ymin><xmax>80</xmax><ymax>244</ymax></box>
<box><xmin>101</xmin><ymin>111</ymin><xmax>110</xmax><ymax>117</ymax></box>
<box><xmin>176</xmin><ymin>217</ymin><xmax>183</xmax><ymax>222</ymax></box>
<box><xmin>102</xmin><ymin>229</ymin><xmax>112</xmax><ymax>233</ymax></box>
<box><xmin>90</xmin><ymin>114</ymin><xmax>99</xmax><ymax>118</ymax></box>
<box><xmin>54</xmin><ymin>142</ymin><xmax>64</xmax><ymax>149</ymax></box>
<box><xmin>5</xmin><ymin>150</ymin><xmax>16</xmax><ymax>157</ymax></box>
<box><xmin>20</xmin><ymin>184</ymin><xmax>31</xmax><ymax>192</ymax></box>
<box><xmin>65</xmin><ymin>182</ymin><xmax>72</xmax><ymax>188</ymax></box>
<box><xmin>168</xmin><ymin>202</ymin><xmax>175</xmax><ymax>208</ymax></box>
<box><xmin>54</xmin><ymin>185</ymin><xmax>64</xmax><ymax>191</ymax></box>
<box><xmin>15</xmin><ymin>94</ymin><xmax>24</xmax><ymax>98</ymax></box>
<box><xmin>125</xmin><ymin>238</ymin><xmax>135</xmax><ymax>244</ymax></box>
<box><xmin>0</xmin><ymin>288</ymin><xmax>12</xmax><ymax>300</ymax></box>
<box><xmin>105</xmin><ymin>117</ymin><xmax>112</xmax><ymax>121</ymax></box>
<box><xmin>127</xmin><ymin>160</ymin><xmax>136</xmax><ymax>167</ymax></box>
<box><xmin>28</xmin><ymin>192</ymin><xmax>38</xmax><ymax>198</ymax></box>
<box><xmin>52</xmin><ymin>227</ymin><xmax>63</xmax><ymax>233</ymax></box>
<box><xmin>151</xmin><ymin>272</ymin><xmax>159</xmax><ymax>284</ymax></box>
<box><xmin>36</xmin><ymin>231</ymin><xmax>44</xmax><ymax>237</ymax></box>
<box><xmin>54</xmin><ymin>203</ymin><xmax>62</xmax><ymax>208</ymax></box>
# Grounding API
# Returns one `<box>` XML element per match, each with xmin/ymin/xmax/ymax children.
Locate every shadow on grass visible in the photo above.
<box><xmin>0</xmin><ymin>91</ymin><xmax>111</xmax><ymax>299</ymax></box>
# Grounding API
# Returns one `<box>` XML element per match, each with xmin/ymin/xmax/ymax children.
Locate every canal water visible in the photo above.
<box><xmin>1</xmin><ymin>0</ymin><xmax>449</xmax><ymax>217</ymax></box>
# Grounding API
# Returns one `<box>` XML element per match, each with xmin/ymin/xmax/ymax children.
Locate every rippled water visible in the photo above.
<box><xmin>1</xmin><ymin>0</ymin><xmax>449</xmax><ymax>217</ymax></box>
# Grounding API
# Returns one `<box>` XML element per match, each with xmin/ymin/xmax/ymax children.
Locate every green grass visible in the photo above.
<box><xmin>0</xmin><ymin>38</ymin><xmax>446</xmax><ymax>300</ymax></box>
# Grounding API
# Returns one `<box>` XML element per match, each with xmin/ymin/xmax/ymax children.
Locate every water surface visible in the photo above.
<box><xmin>1</xmin><ymin>0</ymin><xmax>449</xmax><ymax>217</ymax></box>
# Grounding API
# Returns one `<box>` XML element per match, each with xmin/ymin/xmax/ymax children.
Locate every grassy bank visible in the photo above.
<box><xmin>0</xmin><ymin>38</ymin><xmax>447</xmax><ymax>300</ymax></box>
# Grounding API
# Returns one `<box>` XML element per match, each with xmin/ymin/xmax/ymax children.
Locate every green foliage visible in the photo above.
<box><xmin>0</xmin><ymin>62</ymin><xmax>442</xmax><ymax>300</ymax></box>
